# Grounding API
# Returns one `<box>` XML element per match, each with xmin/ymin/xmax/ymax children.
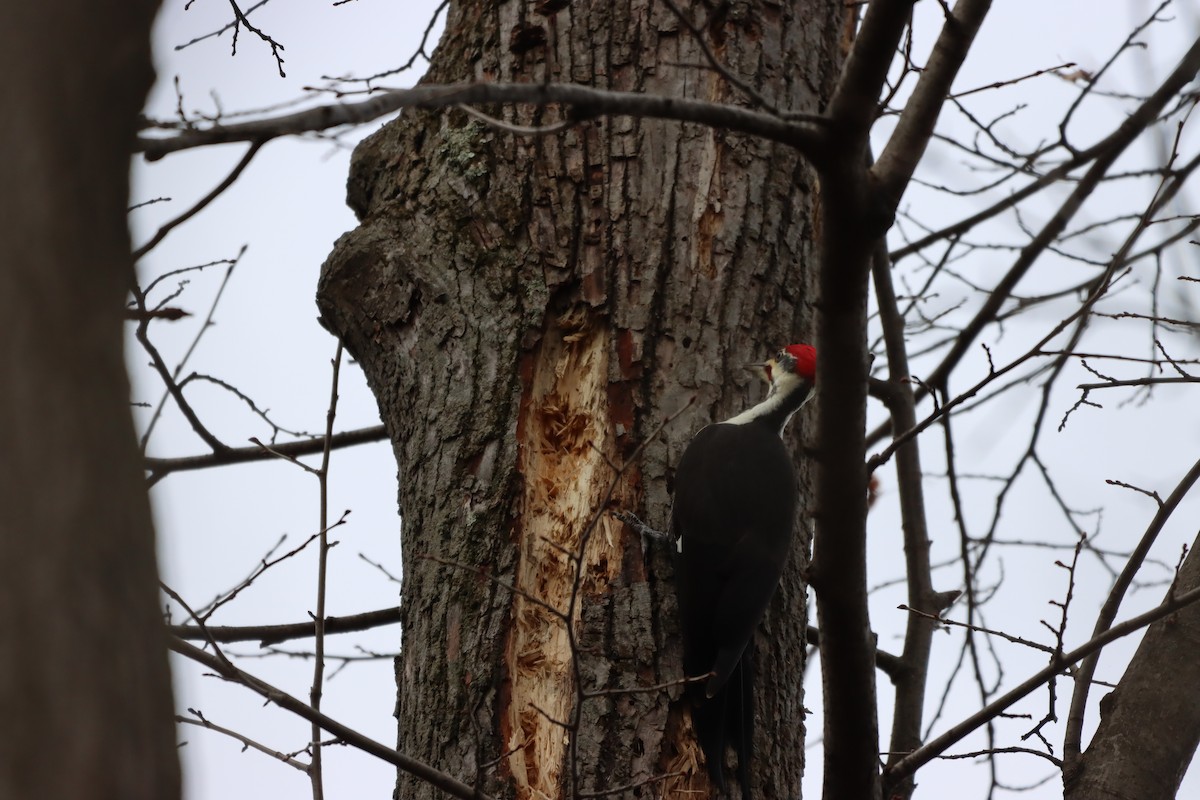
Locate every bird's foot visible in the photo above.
<box><xmin>610</xmin><ymin>509</ymin><xmax>670</xmax><ymax>545</ymax></box>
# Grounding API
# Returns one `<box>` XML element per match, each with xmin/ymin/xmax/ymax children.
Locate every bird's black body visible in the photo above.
<box><xmin>670</xmin><ymin>344</ymin><xmax>815</xmax><ymax>797</ymax></box>
<box><xmin>672</xmin><ymin>421</ymin><xmax>797</xmax><ymax>794</ymax></box>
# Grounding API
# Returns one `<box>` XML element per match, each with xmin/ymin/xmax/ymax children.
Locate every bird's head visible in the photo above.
<box><xmin>747</xmin><ymin>343</ymin><xmax>816</xmax><ymax>401</ymax></box>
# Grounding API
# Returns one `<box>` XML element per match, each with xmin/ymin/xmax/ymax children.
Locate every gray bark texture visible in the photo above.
<box><xmin>1064</xmin><ymin>533</ymin><xmax>1200</xmax><ymax>800</ymax></box>
<box><xmin>318</xmin><ymin>2</ymin><xmax>844</xmax><ymax>797</ymax></box>
<box><xmin>0</xmin><ymin>2</ymin><xmax>181</xmax><ymax>800</ymax></box>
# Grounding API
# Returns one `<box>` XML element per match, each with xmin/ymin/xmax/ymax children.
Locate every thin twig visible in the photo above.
<box><xmin>1062</xmin><ymin>452</ymin><xmax>1200</xmax><ymax>768</ymax></box>
<box><xmin>132</xmin><ymin>141</ymin><xmax>264</xmax><ymax>261</ymax></box>
<box><xmin>138</xmin><ymin>82</ymin><xmax>826</xmax><ymax>160</ymax></box>
<box><xmin>885</xmin><ymin>583</ymin><xmax>1200</xmax><ymax>783</ymax></box>
<box><xmin>169</xmin><ymin>606</ymin><xmax>401</xmax><ymax>646</ymax></box>
<box><xmin>145</xmin><ymin>424</ymin><xmax>387</xmax><ymax>484</ymax></box>
<box><xmin>169</xmin><ymin>636</ymin><xmax>495</xmax><ymax>800</ymax></box>
<box><xmin>308</xmin><ymin>343</ymin><xmax>343</xmax><ymax>800</ymax></box>
<box><xmin>178</xmin><ymin>710</ymin><xmax>310</xmax><ymax>772</ymax></box>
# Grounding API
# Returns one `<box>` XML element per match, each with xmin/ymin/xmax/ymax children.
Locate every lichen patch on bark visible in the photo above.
<box><xmin>503</xmin><ymin>308</ymin><xmax>626</xmax><ymax>799</ymax></box>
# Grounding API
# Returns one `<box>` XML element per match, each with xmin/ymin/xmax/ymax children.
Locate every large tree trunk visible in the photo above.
<box><xmin>319</xmin><ymin>2</ymin><xmax>843</xmax><ymax>797</ymax></box>
<box><xmin>1063</xmin><ymin>532</ymin><xmax>1200</xmax><ymax>800</ymax></box>
<box><xmin>0</xmin><ymin>3</ymin><xmax>180</xmax><ymax>799</ymax></box>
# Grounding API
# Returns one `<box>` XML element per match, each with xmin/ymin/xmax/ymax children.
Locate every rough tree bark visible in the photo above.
<box><xmin>1064</xmin><ymin>532</ymin><xmax>1200</xmax><ymax>800</ymax></box>
<box><xmin>0</xmin><ymin>3</ymin><xmax>181</xmax><ymax>799</ymax></box>
<box><xmin>319</xmin><ymin>2</ymin><xmax>844</xmax><ymax>797</ymax></box>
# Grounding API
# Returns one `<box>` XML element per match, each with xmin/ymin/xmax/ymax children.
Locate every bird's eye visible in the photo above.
<box><xmin>776</xmin><ymin>350</ymin><xmax>786</xmax><ymax>361</ymax></box>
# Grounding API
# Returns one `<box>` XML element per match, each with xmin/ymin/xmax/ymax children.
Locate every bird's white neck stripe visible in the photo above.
<box><xmin>725</xmin><ymin>391</ymin><xmax>792</xmax><ymax>431</ymax></box>
<box><xmin>724</xmin><ymin>373</ymin><xmax>813</xmax><ymax>435</ymax></box>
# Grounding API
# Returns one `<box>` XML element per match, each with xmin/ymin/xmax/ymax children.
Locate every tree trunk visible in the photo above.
<box><xmin>0</xmin><ymin>3</ymin><xmax>180</xmax><ymax>799</ymax></box>
<box><xmin>1063</xmin><ymin>532</ymin><xmax>1200</xmax><ymax>800</ymax></box>
<box><xmin>319</xmin><ymin>2</ymin><xmax>844</xmax><ymax>797</ymax></box>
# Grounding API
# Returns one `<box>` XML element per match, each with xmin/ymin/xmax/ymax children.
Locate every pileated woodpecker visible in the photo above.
<box><xmin>671</xmin><ymin>343</ymin><xmax>816</xmax><ymax>796</ymax></box>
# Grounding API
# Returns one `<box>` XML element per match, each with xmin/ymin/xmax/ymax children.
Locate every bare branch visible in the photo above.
<box><xmin>657</xmin><ymin>0</ymin><xmax>788</xmax><ymax>116</ymax></box>
<box><xmin>576</xmin><ymin>771</ymin><xmax>687</xmax><ymax>798</ymax></box>
<box><xmin>170</xmin><ymin>606</ymin><xmax>401</xmax><ymax>646</ymax></box>
<box><xmin>138</xmin><ymin>82</ymin><xmax>827</xmax><ymax>161</ymax></box>
<box><xmin>133</xmin><ymin>309</ymin><xmax>232</xmax><ymax>456</ymax></box>
<box><xmin>455</xmin><ymin>103</ymin><xmax>575</xmax><ymax>137</ymax></box>
<box><xmin>938</xmin><ymin>746</ymin><xmax>1062</xmax><ymax>768</ymax></box>
<box><xmin>874</xmin><ymin>0</ymin><xmax>992</xmax><ymax>202</ymax></box>
<box><xmin>308</xmin><ymin>343</ymin><xmax>344</xmax><ymax>800</ymax></box>
<box><xmin>195</xmin><ymin>513</ymin><xmax>349</xmax><ymax>621</ymax></box>
<box><xmin>225</xmin><ymin>0</ymin><xmax>286</xmax><ymax>77</ymax></box>
<box><xmin>178</xmin><ymin>709</ymin><xmax>310</xmax><ymax>772</ymax></box>
<box><xmin>1077</xmin><ymin>376</ymin><xmax>1200</xmax><ymax>391</ymax></box>
<box><xmin>169</xmin><ymin>637</ymin><xmax>495</xmax><ymax>800</ymax></box>
<box><xmin>869</xmin><ymin>35</ymin><xmax>1200</xmax><ymax>463</ymax></box>
<box><xmin>1062</xmin><ymin>452</ymin><xmax>1200</xmax><ymax>768</ymax></box>
<box><xmin>805</xmin><ymin>625</ymin><xmax>905</xmax><ymax>679</ymax></box>
<box><xmin>898</xmin><ymin>604</ymin><xmax>1056</xmax><ymax>656</ymax></box>
<box><xmin>872</xmin><ymin>239</ymin><xmax>938</xmax><ymax>800</ymax></box>
<box><xmin>145</xmin><ymin>424</ymin><xmax>387</xmax><ymax>484</ymax></box>
<box><xmin>827</xmin><ymin>0</ymin><xmax>916</xmax><ymax>153</ymax></box>
<box><xmin>135</xmin><ymin>251</ymin><xmax>244</xmax><ymax>454</ymax></box>
<box><xmin>132</xmin><ymin>140</ymin><xmax>264</xmax><ymax>261</ymax></box>
<box><xmin>319</xmin><ymin>0</ymin><xmax>447</xmax><ymax>84</ymax></box>
<box><xmin>174</xmin><ymin>0</ymin><xmax>271</xmax><ymax>53</ymax></box>
<box><xmin>884</xmin><ymin>582</ymin><xmax>1200</xmax><ymax>783</ymax></box>
<box><xmin>950</xmin><ymin>62</ymin><xmax>1076</xmax><ymax>100</ymax></box>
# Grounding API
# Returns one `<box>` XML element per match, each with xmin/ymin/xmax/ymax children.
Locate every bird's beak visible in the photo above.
<box><xmin>743</xmin><ymin>359</ymin><xmax>774</xmax><ymax>382</ymax></box>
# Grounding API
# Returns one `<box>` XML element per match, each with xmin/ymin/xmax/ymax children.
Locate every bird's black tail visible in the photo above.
<box><xmin>692</xmin><ymin>648</ymin><xmax>755</xmax><ymax>798</ymax></box>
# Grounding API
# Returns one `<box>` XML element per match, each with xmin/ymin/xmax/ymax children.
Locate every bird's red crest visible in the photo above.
<box><xmin>784</xmin><ymin>343</ymin><xmax>816</xmax><ymax>380</ymax></box>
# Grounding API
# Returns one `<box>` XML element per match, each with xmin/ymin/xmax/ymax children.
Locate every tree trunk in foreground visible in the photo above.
<box><xmin>0</xmin><ymin>3</ymin><xmax>180</xmax><ymax>799</ymax></box>
<box><xmin>319</xmin><ymin>2</ymin><xmax>844</xmax><ymax>797</ymax></box>
<box><xmin>1064</xmin><ymin>532</ymin><xmax>1200</xmax><ymax>800</ymax></box>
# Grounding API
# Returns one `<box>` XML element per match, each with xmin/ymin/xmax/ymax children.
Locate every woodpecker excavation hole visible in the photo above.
<box><xmin>502</xmin><ymin>312</ymin><xmax>626</xmax><ymax>799</ymax></box>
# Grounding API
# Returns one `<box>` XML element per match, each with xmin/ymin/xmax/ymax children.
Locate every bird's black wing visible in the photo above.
<box><xmin>671</xmin><ymin>422</ymin><xmax>798</xmax><ymax>792</ymax></box>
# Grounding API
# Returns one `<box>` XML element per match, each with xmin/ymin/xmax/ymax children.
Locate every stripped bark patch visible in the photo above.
<box><xmin>504</xmin><ymin>309</ymin><xmax>624</xmax><ymax>799</ymax></box>
<box><xmin>659</xmin><ymin>706</ymin><xmax>712</xmax><ymax>798</ymax></box>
